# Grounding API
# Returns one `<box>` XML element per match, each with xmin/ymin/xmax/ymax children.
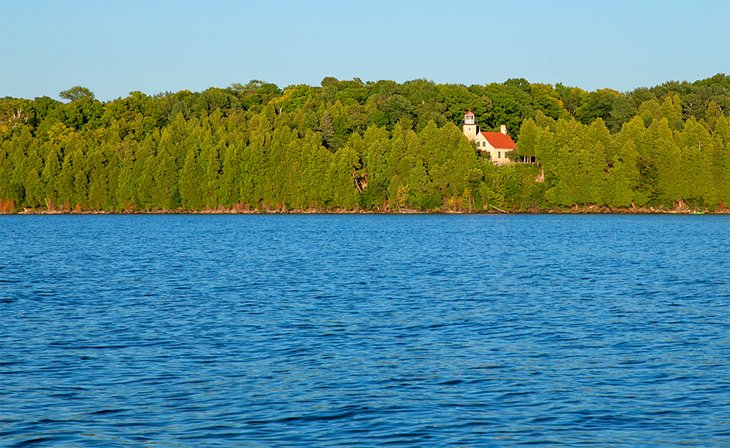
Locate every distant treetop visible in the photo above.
<box><xmin>59</xmin><ymin>86</ymin><xmax>95</xmax><ymax>102</ymax></box>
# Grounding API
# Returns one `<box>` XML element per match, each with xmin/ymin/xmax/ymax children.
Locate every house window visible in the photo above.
<box><xmin>482</xmin><ymin>142</ymin><xmax>486</xmax><ymax>147</ymax></box>
<box><xmin>498</xmin><ymin>151</ymin><xmax>501</xmax><ymax>158</ymax></box>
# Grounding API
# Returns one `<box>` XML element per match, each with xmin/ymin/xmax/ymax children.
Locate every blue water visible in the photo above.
<box><xmin>1</xmin><ymin>215</ymin><xmax>728</xmax><ymax>446</ymax></box>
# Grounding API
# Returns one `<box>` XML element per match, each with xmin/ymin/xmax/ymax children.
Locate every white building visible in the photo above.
<box><xmin>463</xmin><ymin>110</ymin><xmax>516</xmax><ymax>165</ymax></box>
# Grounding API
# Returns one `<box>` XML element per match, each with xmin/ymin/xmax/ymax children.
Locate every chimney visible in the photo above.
<box><xmin>500</xmin><ymin>124</ymin><xmax>507</xmax><ymax>135</ymax></box>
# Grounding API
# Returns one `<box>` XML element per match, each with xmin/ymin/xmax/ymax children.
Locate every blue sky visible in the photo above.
<box><xmin>1</xmin><ymin>0</ymin><xmax>728</xmax><ymax>101</ymax></box>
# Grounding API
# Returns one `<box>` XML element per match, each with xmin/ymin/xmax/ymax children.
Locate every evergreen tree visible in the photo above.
<box><xmin>1</xmin><ymin>74</ymin><xmax>728</xmax><ymax>213</ymax></box>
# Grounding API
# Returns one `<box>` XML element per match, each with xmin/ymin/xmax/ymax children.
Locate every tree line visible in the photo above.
<box><xmin>0</xmin><ymin>75</ymin><xmax>728</xmax><ymax>212</ymax></box>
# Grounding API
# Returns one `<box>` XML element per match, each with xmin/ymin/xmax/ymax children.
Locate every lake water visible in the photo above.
<box><xmin>1</xmin><ymin>214</ymin><xmax>728</xmax><ymax>446</ymax></box>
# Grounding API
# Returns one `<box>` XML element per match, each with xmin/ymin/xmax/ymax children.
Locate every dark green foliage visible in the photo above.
<box><xmin>59</xmin><ymin>86</ymin><xmax>95</xmax><ymax>102</ymax></box>
<box><xmin>0</xmin><ymin>75</ymin><xmax>728</xmax><ymax>212</ymax></box>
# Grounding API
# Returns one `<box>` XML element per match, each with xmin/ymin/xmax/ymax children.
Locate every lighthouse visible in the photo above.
<box><xmin>463</xmin><ymin>110</ymin><xmax>477</xmax><ymax>141</ymax></box>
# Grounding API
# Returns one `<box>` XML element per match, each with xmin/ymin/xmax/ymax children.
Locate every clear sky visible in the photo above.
<box><xmin>1</xmin><ymin>0</ymin><xmax>728</xmax><ymax>101</ymax></box>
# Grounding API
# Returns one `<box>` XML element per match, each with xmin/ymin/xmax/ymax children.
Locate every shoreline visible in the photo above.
<box><xmin>5</xmin><ymin>206</ymin><xmax>729</xmax><ymax>216</ymax></box>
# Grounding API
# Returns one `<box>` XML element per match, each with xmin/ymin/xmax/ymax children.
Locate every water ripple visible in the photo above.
<box><xmin>1</xmin><ymin>214</ymin><xmax>729</xmax><ymax>446</ymax></box>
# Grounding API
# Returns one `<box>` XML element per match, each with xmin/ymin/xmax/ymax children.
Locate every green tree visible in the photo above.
<box><xmin>59</xmin><ymin>86</ymin><xmax>95</xmax><ymax>102</ymax></box>
<box><xmin>87</xmin><ymin>148</ymin><xmax>109</xmax><ymax>210</ymax></box>
<box><xmin>179</xmin><ymin>147</ymin><xmax>203</xmax><ymax>210</ymax></box>
<box><xmin>712</xmin><ymin>116</ymin><xmax>730</xmax><ymax>206</ymax></box>
<box><xmin>0</xmin><ymin>74</ymin><xmax>728</xmax><ymax>214</ymax></box>
<box><xmin>678</xmin><ymin>118</ymin><xmax>715</xmax><ymax>207</ymax></box>
<box><xmin>575</xmin><ymin>89</ymin><xmax>620</xmax><ymax>125</ymax></box>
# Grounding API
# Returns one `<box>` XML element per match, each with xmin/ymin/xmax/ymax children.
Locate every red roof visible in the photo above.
<box><xmin>480</xmin><ymin>131</ymin><xmax>516</xmax><ymax>149</ymax></box>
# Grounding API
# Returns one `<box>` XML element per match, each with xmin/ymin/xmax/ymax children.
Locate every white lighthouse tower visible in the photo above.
<box><xmin>463</xmin><ymin>110</ymin><xmax>477</xmax><ymax>141</ymax></box>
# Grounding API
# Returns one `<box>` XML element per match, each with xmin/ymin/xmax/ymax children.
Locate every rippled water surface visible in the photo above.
<box><xmin>1</xmin><ymin>215</ymin><xmax>729</xmax><ymax>446</ymax></box>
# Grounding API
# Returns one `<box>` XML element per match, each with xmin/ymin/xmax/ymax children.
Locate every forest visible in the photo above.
<box><xmin>0</xmin><ymin>75</ymin><xmax>729</xmax><ymax>213</ymax></box>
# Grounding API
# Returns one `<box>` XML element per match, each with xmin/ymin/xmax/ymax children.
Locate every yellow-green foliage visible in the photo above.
<box><xmin>1</xmin><ymin>75</ymin><xmax>729</xmax><ymax>211</ymax></box>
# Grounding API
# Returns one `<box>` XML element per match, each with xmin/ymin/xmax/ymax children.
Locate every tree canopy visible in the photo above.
<box><xmin>58</xmin><ymin>86</ymin><xmax>95</xmax><ymax>102</ymax></box>
<box><xmin>0</xmin><ymin>75</ymin><xmax>728</xmax><ymax>213</ymax></box>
